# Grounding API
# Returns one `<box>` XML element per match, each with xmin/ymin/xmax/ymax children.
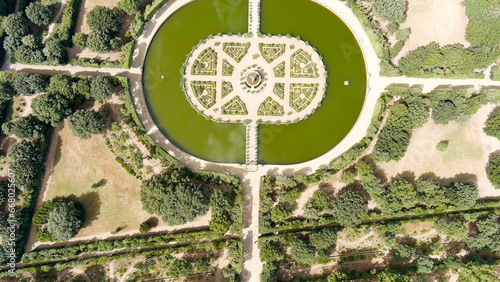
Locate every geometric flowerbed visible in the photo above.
<box><xmin>182</xmin><ymin>34</ymin><xmax>327</xmax><ymax>123</ymax></box>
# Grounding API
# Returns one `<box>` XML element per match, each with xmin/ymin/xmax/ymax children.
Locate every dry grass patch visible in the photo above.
<box><xmin>378</xmin><ymin>104</ymin><xmax>500</xmax><ymax>198</ymax></box>
<box><xmin>42</xmin><ymin>119</ymin><xmax>209</xmax><ymax>239</ymax></box>
<box><xmin>395</xmin><ymin>0</ymin><xmax>470</xmax><ymax>61</ymax></box>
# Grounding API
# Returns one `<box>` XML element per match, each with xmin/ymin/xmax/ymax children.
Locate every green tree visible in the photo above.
<box><xmin>270</xmin><ymin>205</ymin><xmax>292</xmax><ymax>222</ymax></box>
<box><xmin>15</xmin><ymin>35</ymin><xmax>45</xmax><ymax>64</ymax></box>
<box><xmin>43</xmin><ymin>40</ymin><xmax>67</xmax><ymax>65</ymax></box>
<box><xmin>76</xmin><ymin>79</ymin><xmax>91</xmax><ymax>97</ymax></box>
<box><xmin>304</xmin><ymin>190</ymin><xmax>330</xmax><ymax>219</ymax></box>
<box><xmin>381</xmin><ymin>176</ymin><xmax>416</xmax><ymax>214</ymax></box>
<box><xmin>464</xmin><ymin>0</ymin><xmax>500</xmax><ymax>48</ymax></box>
<box><xmin>2</xmin><ymin>14</ymin><xmax>29</xmax><ymax>37</ymax></box>
<box><xmin>2</xmin><ymin>115</ymin><xmax>46</xmax><ymax>139</ymax></box>
<box><xmin>277</xmin><ymin>187</ymin><xmax>301</xmax><ymax>204</ymax></box>
<box><xmin>32</xmin><ymin>92</ymin><xmax>72</xmax><ymax>126</ymax></box>
<box><xmin>0</xmin><ymin>81</ymin><xmax>15</xmax><ymax>102</ymax></box>
<box><xmin>139</xmin><ymin>220</ymin><xmax>153</xmax><ymax>233</ymax></box>
<box><xmin>117</xmin><ymin>0</ymin><xmax>140</xmax><ymax>15</ymax></box>
<box><xmin>485</xmin><ymin>110</ymin><xmax>500</xmax><ymax>140</ymax></box>
<box><xmin>487</xmin><ymin>155</ymin><xmax>500</xmax><ymax>189</ymax></box>
<box><xmin>25</xmin><ymin>2</ymin><xmax>52</xmax><ymax>26</ymax></box>
<box><xmin>332</xmin><ymin>189</ymin><xmax>368</xmax><ymax>226</ymax></box>
<box><xmin>72</xmin><ymin>32</ymin><xmax>87</xmax><ymax>49</ymax></box>
<box><xmin>259</xmin><ymin>242</ymin><xmax>284</xmax><ymax>262</ymax></box>
<box><xmin>194</xmin><ymin>257</ymin><xmax>211</xmax><ymax>273</ymax></box>
<box><xmin>434</xmin><ymin>217</ymin><xmax>468</xmax><ymax>239</ymax></box>
<box><xmin>415</xmin><ymin>256</ymin><xmax>434</xmax><ymax>274</ymax></box>
<box><xmin>445</xmin><ymin>182</ymin><xmax>478</xmax><ymax>209</ymax></box>
<box><xmin>86</xmin><ymin>6</ymin><xmax>121</xmax><ymax>35</ymax></box>
<box><xmin>290</xmin><ymin>238</ymin><xmax>316</xmax><ymax>265</ymax></box>
<box><xmin>309</xmin><ymin>228</ymin><xmax>337</xmax><ymax>250</ymax></box>
<box><xmin>140</xmin><ymin>172</ymin><xmax>209</xmax><ymax>225</ymax></box>
<box><xmin>372</xmin><ymin>0</ymin><xmax>407</xmax><ymax>23</ymax></box>
<box><xmin>46</xmin><ymin>199</ymin><xmax>85</xmax><ymax>241</ymax></box>
<box><xmin>467</xmin><ymin>214</ymin><xmax>500</xmax><ymax>251</ymax></box>
<box><xmin>36</xmin><ymin>228</ymin><xmax>54</xmax><ymax>242</ymax></box>
<box><xmin>340</xmin><ymin>169</ymin><xmax>356</xmax><ymax>184</ymax></box>
<box><xmin>3</xmin><ymin>35</ymin><xmax>22</xmax><ymax>57</ymax></box>
<box><xmin>86</xmin><ymin>29</ymin><xmax>115</xmax><ymax>53</ymax></box>
<box><xmin>67</xmin><ymin>110</ymin><xmax>105</xmax><ymax>139</ymax></box>
<box><xmin>458</xmin><ymin>261</ymin><xmax>499</xmax><ymax>282</ymax></box>
<box><xmin>13</xmin><ymin>73</ymin><xmax>48</xmax><ymax>96</ymax></box>
<box><xmin>393</xmin><ymin>244</ymin><xmax>415</xmax><ymax>260</ymax></box>
<box><xmin>8</xmin><ymin>140</ymin><xmax>44</xmax><ymax>193</ymax></box>
<box><xmin>90</xmin><ymin>76</ymin><xmax>114</xmax><ymax>101</ymax></box>
<box><xmin>416</xmin><ymin>176</ymin><xmax>447</xmax><ymax>209</ymax></box>
<box><xmin>372</xmin><ymin>103</ymin><xmax>412</xmax><ymax>162</ymax></box>
<box><xmin>209</xmin><ymin>189</ymin><xmax>232</xmax><ymax>234</ymax></box>
<box><xmin>48</xmin><ymin>75</ymin><xmax>74</xmax><ymax>99</ymax></box>
<box><xmin>33</xmin><ymin>200</ymin><xmax>60</xmax><ymax>225</ymax></box>
<box><xmin>168</xmin><ymin>260</ymin><xmax>192</xmax><ymax>279</ymax></box>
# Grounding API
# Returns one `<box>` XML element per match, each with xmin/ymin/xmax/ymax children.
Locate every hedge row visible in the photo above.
<box><xmin>144</xmin><ymin>0</ymin><xmax>169</xmax><ymax>21</ymax></box>
<box><xmin>21</xmin><ymin>229</ymin><xmax>222</xmax><ymax>264</ymax></box>
<box><xmin>52</xmin><ymin>0</ymin><xmax>81</xmax><ymax>46</ymax></box>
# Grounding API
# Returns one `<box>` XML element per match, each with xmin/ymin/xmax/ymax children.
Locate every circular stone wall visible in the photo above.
<box><xmin>183</xmin><ymin>35</ymin><xmax>327</xmax><ymax>123</ymax></box>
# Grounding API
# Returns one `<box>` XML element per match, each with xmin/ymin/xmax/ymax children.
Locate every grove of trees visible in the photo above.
<box><xmin>140</xmin><ymin>171</ymin><xmax>209</xmax><ymax>225</ymax></box>
<box><xmin>86</xmin><ymin>6</ymin><xmax>121</xmax><ymax>53</ymax></box>
<box><xmin>34</xmin><ymin>199</ymin><xmax>85</xmax><ymax>241</ymax></box>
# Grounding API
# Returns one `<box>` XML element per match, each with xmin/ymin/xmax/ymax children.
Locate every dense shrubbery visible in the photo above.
<box><xmin>35</xmin><ymin>199</ymin><xmax>85</xmax><ymax>241</ymax></box>
<box><xmin>25</xmin><ymin>2</ymin><xmax>52</xmax><ymax>26</ymax></box>
<box><xmin>372</xmin><ymin>90</ymin><xmax>430</xmax><ymax>162</ymax></box>
<box><xmin>464</xmin><ymin>0</ymin><xmax>500</xmax><ymax>48</ymax></box>
<box><xmin>491</xmin><ymin>66</ymin><xmax>500</xmax><ymax>81</ymax></box>
<box><xmin>90</xmin><ymin>76</ymin><xmax>115</xmax><ymax>101</ymax></box>
<box><xmin>13</xmin><ymin>73</ymin><xmax>48</xmax><ymax>96</ymax></box>
<box><xmin>372</xmin><ymin>0</ymin><xmax>407</xmax><ymax>23</ymax></box>
<box><xmin>52</xmin><ymin>0</ymin><xmax>81</xmax><ymax>46</ymax></box>
<box><xmin>140</xmin><ymin>170</ymin><xmax>209</xmax><ymax>225</ymax></box>
<box><xmin>485</xmin><ymin>109</ymin><xmax>500</xmax><ymax>140</ymax></box>
<box><xmin>144</xmin><ymin>0</ymin><xmax>169</xmax><ymax>20</ymax></box>
<box><xmin>396</xmin><ymin>0</ymin><xmax>500</xmax><ymax>78</ymax></box>
<box><xmin>117</xmin><ymin>0</ymin><xmax>139</xmax><ymax>15</ymax></box>
<box><xmin>2</xmin><ymin>115</ymin><xmax>47</xmax><ymax>139</ymax></box>
<box><xmin>486</xmin><ymin>155</ymin><xmax>500</xmax><ymax>189</ymax></box>
<box><xmin>430</xmin><ymin>89</ymin><xmax>488</xmax><ymax>124</ymax></box>
<box><xmin>67</xmin><ymin>110</ymin><xmax>105</xmax><ymax>139</ymax></box>
<box><xmin>7</xmin><ymin>140</ymin><xmax>44</xmax><ymax>193</ymax></box>
<box><xmin>356</xmin><ymin>161</ymin><xmax>479</xmax><ymax>215</ymax></box>
<box><xmin>331</xmin><ymin>189</ymin><xmax>368</xmax><ymax>226</ymax></box>
<box><xmin>31</xmin><ymin>92</ymin><xmax>72</xmax><ymax>126</ymax></box>
<box><xmin>86</xmin><ymin>6</ymin><xmax>121</xmax><ymax>53</ymax></box>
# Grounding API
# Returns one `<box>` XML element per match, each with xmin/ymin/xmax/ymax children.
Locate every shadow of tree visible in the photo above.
<box><xmin>61</xmin><ymin>192</ymin><xmax>101</xmax><ymax>229</ymax></box>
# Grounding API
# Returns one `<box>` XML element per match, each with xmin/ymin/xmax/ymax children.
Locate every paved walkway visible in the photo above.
<box><xmin>246</xmin><ymin>122</ymin><xmax>258</xmax><ymax>165</ymax></box>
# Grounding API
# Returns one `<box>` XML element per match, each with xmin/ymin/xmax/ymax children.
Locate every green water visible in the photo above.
<box><xmin>259</xmin><ymin>0</ymin><xmax>366</xmax><ymax>164</ymax></box>
<box><xmin>143</xmin><ymin>0</ymin><xmax>366</xmax><ymax>164</ymax></box>
<box><xmin>143</xmin><ymin>0</ymin><xmax>248</xmax><ymax>163</ymax></box>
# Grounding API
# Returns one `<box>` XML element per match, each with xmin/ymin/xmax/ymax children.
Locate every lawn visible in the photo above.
<box><xmin>378</xmin><ymin>104</ymin><xmax>500</xmax><ymax>198</ymax></box>
<box><xmin>395</xmin><ymin>0</ymin><xmax>470</xmax><ymax>61</ymax></box>
<box><xmin>43</xmin><ymin>120</ymin><xmax>152</xmax><ymax>238</ymax></box>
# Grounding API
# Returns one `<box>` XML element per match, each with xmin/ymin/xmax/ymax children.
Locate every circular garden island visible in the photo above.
<box><xmin>142</xmin><ymin>0</ymin><xmax>367</xmax><ymax>164</ymax></box>
<box><xmin>184</xmin><ymin>35</ymin><xmax>327</xmax><ymax>123</ymax></box>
